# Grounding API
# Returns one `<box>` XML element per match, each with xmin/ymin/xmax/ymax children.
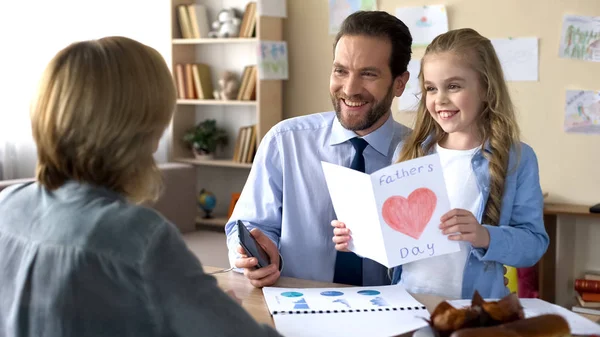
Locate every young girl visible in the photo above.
<box><xmin>332</xmin><ymin>28</ymin><xmax>548</xmax><ymax>299</ymax></box>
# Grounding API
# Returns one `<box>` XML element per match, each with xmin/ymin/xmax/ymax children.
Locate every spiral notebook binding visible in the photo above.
<box><xmin>272</xmin><ymin>305</ymin><xmax>426</xmax><ymax>315</ymax></box>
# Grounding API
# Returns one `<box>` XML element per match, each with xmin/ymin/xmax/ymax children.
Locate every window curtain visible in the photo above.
<box><xmin>0</xmin><ymin>1</ymin><xmax>172</xmax><ymax>181</ymax></box>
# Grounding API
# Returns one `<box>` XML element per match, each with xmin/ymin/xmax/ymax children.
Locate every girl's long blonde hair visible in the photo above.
<box><xmin>31</xmin><ymin>36</ymin><xmax>176</xmax><ymax>203</ymax></box>
<box><xmin>397</xmin><ymin>28</ymin><xmax>521</xmax><ymax>226</ymax></box>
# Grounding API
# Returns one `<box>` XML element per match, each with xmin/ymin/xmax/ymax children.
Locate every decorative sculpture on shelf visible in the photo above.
<box><xmin>208</xmin><ymin>8</ymin><xmax>241</xmax><ymax>38</ymax></box>
<box><xmin>213</xmin><ymin>71</ymin><xmax>240</xmax><ymax>100</ymax></box>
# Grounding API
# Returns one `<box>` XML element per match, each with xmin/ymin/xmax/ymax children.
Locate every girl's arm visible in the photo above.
<box><xmin>473</xmin><ymin>144</ymin><xmax>549</xmax><ymax>267</ymax></box>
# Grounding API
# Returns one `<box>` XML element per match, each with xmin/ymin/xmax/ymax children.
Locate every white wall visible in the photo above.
<box><xmin>0</xmin><ymin>0</ymin><xmax>172</xmax><ymax>178</ymax></box>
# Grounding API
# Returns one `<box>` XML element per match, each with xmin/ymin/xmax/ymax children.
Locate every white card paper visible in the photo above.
<box><xmin>321</xmin><ymin>154</ymin><xmax>460</xmax><ymax>268</ymax></box>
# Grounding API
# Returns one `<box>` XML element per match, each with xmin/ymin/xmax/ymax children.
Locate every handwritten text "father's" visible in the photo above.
<box><xmin>379</xmin><ymin>164</ymin><xmax>434</xmax><ymax>186</ymax></box>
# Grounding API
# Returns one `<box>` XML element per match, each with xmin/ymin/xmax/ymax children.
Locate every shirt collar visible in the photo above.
<box><xmin>424</xmin><ymin>134</ymin><xmax>492</xmax><ymax>155</ymax></box>
<box><xmin>329</xmin><ymin>112</ymin><xmax>395</xmax><ymax>156</ymax></box>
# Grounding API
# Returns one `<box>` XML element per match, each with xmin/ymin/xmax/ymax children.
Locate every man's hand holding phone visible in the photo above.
<box><xmin>235</xmin><ymin>223</ymin><xmax>281</xmax><ymax>288</ymax></box>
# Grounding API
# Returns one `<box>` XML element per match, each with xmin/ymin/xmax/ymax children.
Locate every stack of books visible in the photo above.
<box><xmin>572</xmin><ymin>272</ymin><xmax>600</xmax><ymax>316</ymax></box>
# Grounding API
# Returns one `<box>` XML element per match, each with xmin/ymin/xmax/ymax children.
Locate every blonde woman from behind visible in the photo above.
<box><xmin>0</xmin><ymin>36</ymin><xmax>281</xmax><ymax>337</ymax></box>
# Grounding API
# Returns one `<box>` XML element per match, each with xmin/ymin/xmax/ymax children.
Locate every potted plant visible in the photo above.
<box><xmin>183</xmin><ymin>119</ymin><xmax>228</xmax><ymax>160</ymax></box>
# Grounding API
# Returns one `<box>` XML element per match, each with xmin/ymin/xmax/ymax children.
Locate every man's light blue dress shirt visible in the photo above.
<box><xmin>225</xmin><ymin>111</ymin><xmax>411</xmax><ymax>282</ymax></box>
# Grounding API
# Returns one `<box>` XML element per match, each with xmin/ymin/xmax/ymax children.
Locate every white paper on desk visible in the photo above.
<box><xmin>263</xmin><ymin>285</ymin><xmax>429</xmax><ymax>337</ymax></box>
<box><xmin>321</xmin><ymin>154</ymin><xmax>459</xmax><ymax>268</ymax></box>
<box><xmin>449</xmin><ymin>298</ymin><xmax>600</xmax><ymax>335</ymax></box>
<box><xmin>491</xmin><ymin>37</ymin><xmax>539</xmax><ymax>82</ymax></box>
<box><xmin>273</xmin><ymin>311</ymin><xmax>428</xmax><ymax>337</ymax></box>
<box><xmin>395</xmin><ymin>5</ymin><xmax>448</xmax><ymax>47</ymax></box>
<box><xmin>263</xmin><ymin>285</ymin><xmax>425</xmax><ymax>313</ymax></box>
<box><xmin>398</xmin><ymin>59</ymin><xmax>421</xmax><ymax>112</ymax></box>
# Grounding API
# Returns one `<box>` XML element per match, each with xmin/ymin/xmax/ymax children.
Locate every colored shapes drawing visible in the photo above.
<box><xmin>320</xmin><ymin>291</ymin><xmax>344</xmax><ymax>297</ymax></box>
<box><xmin>333</xmin><ymin>298</ymin><xmax>351</xmax><ymax>308</ymax></box>
<box><xmin>381</xmin><ymin>188</ymin><xmax>437</xmax><ymax>239</ymax></box>
<box><xmin>281</xmin><ymin>291</ymin><xmax>303</xmax><ymax>298</ymax></box>
<box><xmin>357</xmin><ymin>290</ymin><xmax>381</xmax><ymax>296</ymax></box>
<box><xmin>293</xmin><ymin>298</ymin><xmax>310</xmax><ymax>309</ymax></box>
<box><xmin>370</xmin><ymin>296</ymin><xmax>390</xmax><ymax>307</ymax></box>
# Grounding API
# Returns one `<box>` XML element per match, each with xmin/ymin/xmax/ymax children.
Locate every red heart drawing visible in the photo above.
<box><xmin>382</xmin><ymin>188</ymin><xmax>437</xmax><ymax>240</ymax></box>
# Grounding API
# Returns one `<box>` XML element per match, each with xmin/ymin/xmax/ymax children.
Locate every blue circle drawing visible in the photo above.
<box><xmin>320</xmin><ymin>291</ymin><xmax>344</xmax><ymax>297</ymax></box>
<box><xmin>357</xmin><ymin>290</ymin><xmax>381</xmax><ymax>296</ymax></box>
<box><xmin>281</xmin><ymin>291</ymin><xmax>304</xmax><ymax>298</ymax></box>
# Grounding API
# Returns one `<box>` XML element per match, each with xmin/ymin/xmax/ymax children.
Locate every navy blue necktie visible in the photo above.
<box><xmin>333</xmin><ymin>137</ymin><xmax>368</xmax><ymax>286</ymax></box>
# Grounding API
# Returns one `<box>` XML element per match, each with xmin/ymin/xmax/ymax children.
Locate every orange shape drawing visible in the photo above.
<box><xmin>382</xmin><ymin>188</ymin><xmax>437</xmax><ymax>239</ymax></box>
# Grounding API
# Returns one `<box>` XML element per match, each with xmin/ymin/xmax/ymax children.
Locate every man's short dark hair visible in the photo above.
<box><xmin>334</xmin><ymin>11</ymin><xmax>413</xmax><ymax>79</ymax></box>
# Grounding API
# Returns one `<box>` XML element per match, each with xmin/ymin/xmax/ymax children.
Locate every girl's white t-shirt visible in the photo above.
<box><xmin>399</xmin><ymin>144</ymin><xmax>483</xmax><ymax>299</ymax></box>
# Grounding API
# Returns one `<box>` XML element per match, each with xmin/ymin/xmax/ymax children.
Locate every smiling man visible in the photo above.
<box><xmin>225</xmin><ymin>11</ymin><xmax>413</xmax><ymax>287</ymax></box>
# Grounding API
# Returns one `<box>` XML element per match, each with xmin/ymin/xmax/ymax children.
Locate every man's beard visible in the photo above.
<box><xmin>332</xmin><ymin>85</ymin><xmax>395</xmax><ymax>132</ymax></box>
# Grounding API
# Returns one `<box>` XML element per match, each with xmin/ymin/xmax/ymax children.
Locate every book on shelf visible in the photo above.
<box><xmin>176</xmin><ymin>4</ymin><xmax>209</xmax><ymax>39</ymax></box>
<box><xmin>583</xmin><ymin>272</ymin><xmax>600</xmax><ymax>281</ymax></box>
<box><xmin>575</xmin><ymin>278</ymin><xmax>600</xmax><ymax>293</ymax></box>
<box><xmin>238</xmin><ymin>2</ymin><xmax>257</xmax><ymax>38</ymax></box>
<box><xmin>573</xmin><ymin>272</ymin><xmax>600</xmax><ymax>309</ymax></box>
<box><xmin>237</xmin><ymin>66</ymin><xmax>249</xmax><ymax>100</ymax></box>
<box><xmin>186</xmin><ymin>4</ymin><xmax>210</xmax><ymax>38</ymax></box>
<box><xmin>237</xmin><ymin>65</ymin><xmax>257</xmax><ymax>101</ymax></box>
<box><xmin>232</xmin><ymin>125</ymin><xmax>256</xmax><ymax>164</ymax></box>
<box><xmin>576</xmin><ymin>292</ymin><xmax>600</xmax><ymax>307</ymax></box>
<box><xmin>175</xmin><ymin>64</ymin><xmax>185</xmax><ymax>99</ymax></box>
<box><xmin>184</xmin><ymin>64</ymin><xmax>196</xmax><ymax>99</ymax></box>
<box><xmin>174</xmin><ymin>63</ymin><xmax>214</xmax><ymax>100</ymax></box>
<box><xmin>176</xmin><ymin>5</ymin><xmax>193</xmax><ymax>39</ymax></box>
<box><xmin>191</xmin><ymin>64</ymin><xmax>214</xmax><ymax>99</ymax></box>
<box><xmin>572</xmin><ymin>305</ymin><xmax>600</xmax><ymax>316</ymax></box>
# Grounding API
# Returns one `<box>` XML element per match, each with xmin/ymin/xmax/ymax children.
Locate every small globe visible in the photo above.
<box><xmin>197</xmin><ymin>189</ymin><xmax>216</xmax><ymax>218</ymax></box>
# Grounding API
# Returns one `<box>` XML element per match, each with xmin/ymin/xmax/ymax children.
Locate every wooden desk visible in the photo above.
<box><xmin>204</xmin><ymin>266</ymin><xmax>444</xmax><ymax>335</ymax></box>
<box><xmin>539</xmin><ymin>203</ymin><xmax>600</xmax><ymax>307</ymax></box>
<box><xmin>205</xmin><ymin>265</ymin><xmax>600</xmax><ymax>335</ymax></box>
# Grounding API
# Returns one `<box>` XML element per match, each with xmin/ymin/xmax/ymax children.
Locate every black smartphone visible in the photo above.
<box><xmin>237</xmin><ymin>220</ymin><xmax>271</xmax><ymax>268</ymax></box>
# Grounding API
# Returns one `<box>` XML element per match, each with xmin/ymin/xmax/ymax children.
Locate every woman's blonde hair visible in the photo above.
<box><xmin>397</xmin><ymin>28</ymin><xmax>521</xmax><ymax>226</ymax></box>
<box><xmin>31</xmin><ymin>36</ymin><xmax>176</xmax><ymax>203</ymax></box>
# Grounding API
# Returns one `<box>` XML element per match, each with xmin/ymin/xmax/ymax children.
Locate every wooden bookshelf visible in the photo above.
<box><xmin>169</xmin><ymin>0</ymin><xmax>283</xmax><ymax>218</ymax></box>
